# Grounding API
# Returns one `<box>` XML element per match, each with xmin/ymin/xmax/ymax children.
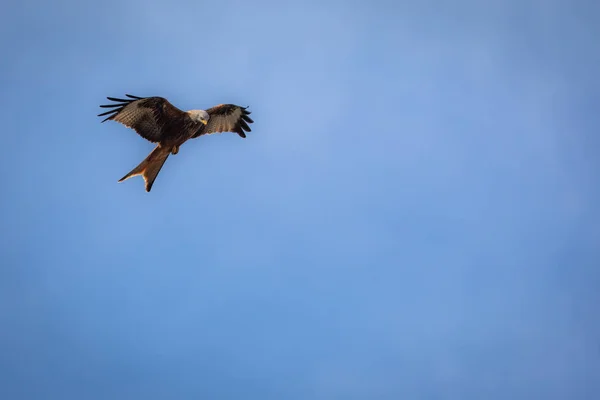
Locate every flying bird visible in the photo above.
<box><xmin>98</xmin><ymin>94</ymin><xmax>253</xmax><ymax>192</ymax></box>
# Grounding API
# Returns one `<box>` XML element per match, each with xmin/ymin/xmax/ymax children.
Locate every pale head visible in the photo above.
<box><xmin>187</xmin><ymin>109</ymin><xmax>209</xmax><ymax>125</ymax></box>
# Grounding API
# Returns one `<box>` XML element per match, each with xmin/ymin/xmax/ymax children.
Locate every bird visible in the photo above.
<box><xmin>98</xmin><ymin>94</ymin><xmax>254</xmax><ymax>192</ymax></box>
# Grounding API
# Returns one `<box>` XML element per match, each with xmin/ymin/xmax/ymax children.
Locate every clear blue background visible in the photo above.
<box><xmin>1</xmin><ymin>1</ymin><xmax>599</xmax><ymax>399</ymax></box>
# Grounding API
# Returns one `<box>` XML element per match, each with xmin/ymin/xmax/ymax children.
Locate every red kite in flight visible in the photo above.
<box><xmin>98</xmin><ymin>94</ymin><xmax>253</xmax><ymax>192</ymax></box>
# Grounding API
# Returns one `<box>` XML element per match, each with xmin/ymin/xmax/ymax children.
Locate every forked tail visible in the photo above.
<box><xmin>119</xmin><ymin>145</ymin><xmax>171</xmax><ymax>192</ymax></box>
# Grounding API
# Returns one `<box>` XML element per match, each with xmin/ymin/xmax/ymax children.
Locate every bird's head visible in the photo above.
<box><xmin>187</xmin><ymin>110</ymin><xmax>209</xmax><ymax>125</ymax></box>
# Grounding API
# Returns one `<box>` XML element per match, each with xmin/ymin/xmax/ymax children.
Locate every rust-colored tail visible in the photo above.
<box><xmin>118</xmin><ymin>145</ymin><xmax>171</xmax><ymax>192</ymax></box>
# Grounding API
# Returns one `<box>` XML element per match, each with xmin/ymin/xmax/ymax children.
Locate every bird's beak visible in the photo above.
<box><xmin>202</xmin><ymin>119</ymin><xmax>208</xmax><ymax>125</ymax></box>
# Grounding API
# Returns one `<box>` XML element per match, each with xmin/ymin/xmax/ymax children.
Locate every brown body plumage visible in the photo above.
<box><xmin>98</xmin><ymin>94</ymin><xmax>253</xmax><ymax>192</ymax></box>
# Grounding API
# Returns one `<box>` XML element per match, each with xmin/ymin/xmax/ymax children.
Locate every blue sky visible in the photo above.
<box><xmin>1</xmin><ymin>0</ymin><xmax>599</xmax><ymax>398</ymax></box>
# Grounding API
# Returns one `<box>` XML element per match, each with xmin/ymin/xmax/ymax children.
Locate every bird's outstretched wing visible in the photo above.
<box><xmin>98</xmin><ymin>94</ymin><xmax>186</xmax><ymax>143</ymax></box>
<box><xmin>192</xmin><ymin>104</ymin><xmax>253</xmax><ymax>139</ymax></box>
